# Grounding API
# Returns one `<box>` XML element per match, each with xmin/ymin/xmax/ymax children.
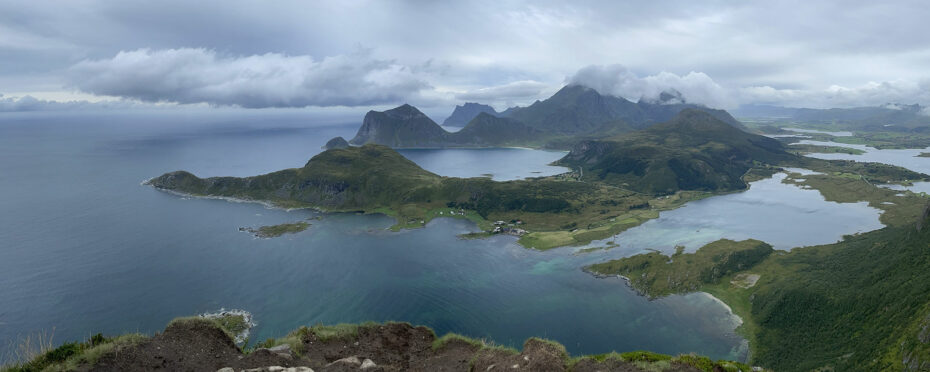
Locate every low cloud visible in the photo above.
<box><xmin>454</xmin><ymin>80</ymin><xmax>547</xmax><ymax>101</ymax></box>
<box><xmin>741</xmin><ymin>79</ymin><xmax>930</xmax><ymax>108</ymax></box>
<box><xmin>568</xmin><ymin>64</ymin><xmax>735</xmax><ymax>108</ymax></box>
<box><xmin>0</xmin><ymin>94</ymin><xmax>146</xmax><ymax>112</ymax></box>
<box><xmin>67</xmin><ymin>48</ymin><xmax>431</xmax><ymax>108</ymax></box>
<box><xmin>570</xmin><ymin>64</ymin><xmax>930</xmax><ymax>110</ymax></box>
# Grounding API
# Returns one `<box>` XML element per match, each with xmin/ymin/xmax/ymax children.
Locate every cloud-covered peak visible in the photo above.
<box><xmin>67</xmin><ymin>48</ymin><xmax>431</xmax><ymax>108</ymax></box>
<box><xmin>567</xmin><ymin>64</ymin><xmax>734</xmax><ymax>108</ymax></box>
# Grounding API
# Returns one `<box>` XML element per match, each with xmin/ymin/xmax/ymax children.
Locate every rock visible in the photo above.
<box><xmin>360</xmin><ymin>358</ymin><xmax>377</xmax><ymax>369</ymax></box>
<box><xmin>216</xmin><ymin>368</ymin><xmax>235</xmax><ymax>372</ymax></box>
<box><xmin>268</xmin><ymin>344</ymin><xmax>292</xmax><ymax>354</ymax></box>
<box><xmin>326</xmin><ymin>356</ymin><xmax>361</xmax><ymax>367</ymax></box>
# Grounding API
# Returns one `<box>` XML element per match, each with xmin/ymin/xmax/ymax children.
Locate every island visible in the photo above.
<box><xmin>239</xmin><ymin>222</ymin><xmax>310</xmax><ymax>238</ymax></box>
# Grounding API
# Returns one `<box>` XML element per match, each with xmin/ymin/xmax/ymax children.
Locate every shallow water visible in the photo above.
<box><xmin>792</xmin><ymin>139</ymin><xmax>930</xmax><ymax>175</ymax></box>
<box><xmin>783</xmin><ymin>128</ymin><xmax>853</xmax><ymax>136</ymax></box>
<box><xmin>579</xmin><ymin>173</ymin><xmax>884</xmax><ymax>254</ymax></box>
<box><xmin>0</xmin><ymin>112</ymin><xmax>748</xmax><ymax>362</ymax></box>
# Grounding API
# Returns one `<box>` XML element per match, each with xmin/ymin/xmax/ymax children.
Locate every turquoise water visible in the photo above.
<box><xmin>0</xmin><ymin>112</ymin><xmax>749</xmax><ymax>362</ymax></box>
<box><xmin>578</xmin><ymin>173</ymin><xmax>884</xmax><ymax>255</ymax></box>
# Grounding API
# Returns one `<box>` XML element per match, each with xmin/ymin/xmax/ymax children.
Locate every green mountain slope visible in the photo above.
<box><xmin>558</xmin><ymin>109</ymin><xmax>792</xmax><ymax>194</ymax></box>
<box><xmin>149</xmin><ymin>145</ymin><xmax>443</xmax><ymax>209</ymax></box>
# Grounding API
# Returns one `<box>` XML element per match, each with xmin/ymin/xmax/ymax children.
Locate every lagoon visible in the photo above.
<box><xmin>578</xmin><ymin>173</ymin><xmax>884</xmax><ymax>255</ymax></box>
<box><xmin>792</xmin><ymin>139</ymin><xmax>930</xmax><ymax>175</ymax></box>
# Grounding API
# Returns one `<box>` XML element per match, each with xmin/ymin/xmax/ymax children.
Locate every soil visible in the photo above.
<box><xmin>77</xmin><ymin>320</ymin><xmax>708</xmax><ymax>371</ymax></box>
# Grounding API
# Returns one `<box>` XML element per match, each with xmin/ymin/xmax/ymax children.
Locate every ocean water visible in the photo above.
<box><xmin>0</xmin><ymin>111</ymin><xmax>749</xmax><ymax>362</ymax></box>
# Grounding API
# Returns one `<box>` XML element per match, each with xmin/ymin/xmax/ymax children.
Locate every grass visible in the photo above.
<box><xmin>585</xmin><ymin>239</ymin><xmax>774</xmax><ymax>298</ymax></box>
<box><xmin>431</xmin><ymin>333</ymin><xmax>485</xmax><ymax>351</ymax></box>
<box><xmin>307</xmin><ymin>323</ymin><xmax>362</xmax><ymax>342</ymax></box>
<box><xmin>2</xmin><ymin>329</ymin><xmax>56</xmax><ymax>370</ymax></box>
<box><xmin>1</xmin><ymin>333</ymin><xmax>146</xmax><ymax>372</ymax></box>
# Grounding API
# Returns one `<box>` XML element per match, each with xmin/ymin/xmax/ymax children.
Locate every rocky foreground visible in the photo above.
<box><xmin>11</xmin><ymin>318</ymin><xmax>757</xmax><ymax>372</ymax></box>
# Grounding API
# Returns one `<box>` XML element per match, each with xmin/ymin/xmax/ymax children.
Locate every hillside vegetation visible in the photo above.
<box><xmin>558</xmin><ymin>109</ymin><xmax>794</xmax><ymax>194</ymax></box>
<box><xmin>586</xmin><ymin>176</ymin><xmax>930</xmax><ymax>371</ymax></box>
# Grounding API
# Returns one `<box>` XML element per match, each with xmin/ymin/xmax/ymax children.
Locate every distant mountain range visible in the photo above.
<box><xmin>734</xmin><ymin>103</ymin><xmax>930</xmax><ymax>131</ymax></box>
<box><xmin>502</xmin><ymin>85</ymin><xmax>744</xmax><ymax>134</ymax></box>
<box><xmin>349</xmin><ymin>84</ymin><xmax>746</xmax><ymax>149</ymax></box>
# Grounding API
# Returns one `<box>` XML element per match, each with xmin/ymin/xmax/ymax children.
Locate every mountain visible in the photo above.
<box><xmin>558</xmin><ymin>109</ymin><xmax>792</xmax><ymax>194</ymax></box>
<box><xmin>349</xmin><ymin>104</ymin><xmax>548</xmax><ymax>148</ymax></box>
<box><xmin>348</xmin><ymin>86</ymin><xmax>746</xmax><ymax>149</ymax></box>
<box><xmin>148</xmin><ymin>145</ymin><xmax>442</xmax><ymax>209</ymax></box>
<box><xmin>449</xmin><ymin>113</ymin><xmax>545</xmax><ymax>146</ymax></box>
<box><xmin>442</xmin><ymin>102</ymin><xmax>499</xmax><ymax>127</ymax></box>
<box><xmin>502</xmin><ymin>84</ymin><xmax>744</xmax><ymax>134</ymax></box>
<box><xmin>322</xmin><ymin>136</ymin><xmax>349</xmax><ymax>150</ymax></box>
<box><xmin>349</xmin><ymin>104</ymin><xmax>449</xmax><ymax>147</ymax></box>
<box><xmin>734</xmin><ymin>103</ymin><xmax>930</xmax><ymax>131</ymax></box>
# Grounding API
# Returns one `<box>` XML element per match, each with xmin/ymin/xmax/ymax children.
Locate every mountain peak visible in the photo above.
<box><xmin>442</xmin><ymin>102</ymin><xmax>499</xmax><ymax>126</ymax></box>
<box><xmin>384</xmin><ymin>103</ymin><xmax>426</xmax><ymax>118</ymax></box>
<box><xmin>350</xmin><ymin>104</ymin><xmax>448</xmax><ymax>147</ymax></box>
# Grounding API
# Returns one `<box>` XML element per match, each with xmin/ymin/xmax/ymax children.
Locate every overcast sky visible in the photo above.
<box><xmin>2</xmin><ymin>0</ymin><xmax>929</xmax><ymax>113</ymax></box>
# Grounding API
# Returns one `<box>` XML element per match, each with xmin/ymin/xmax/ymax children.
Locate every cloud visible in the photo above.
<box><xmin>567</xmin><ymin>64</ymin><xmax>735</xmax><ymax>108</ymax></box>
<box><xmin>0</xmin><ymin>94</ymin><xmax>149</xmax><ymax>112</ymax></box>
<box><xmin>740</xmin><ymin>79</ymin><xmax>930</xmax><ymax>108</ymax></box>
<box><xmin>454</xmin><ymin>80</ymin><xmax>547</xmax><ymax>101</ymax></box>
<box><xmin>67</xmin><ymin>48</ymin><xmax>432</xmax><ymax>108</ymax></box>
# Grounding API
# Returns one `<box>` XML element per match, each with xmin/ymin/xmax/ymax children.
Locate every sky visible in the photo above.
<box><xmin>2</xmin><ymin>0</ymin><xmax>930</xmax><ymax>115</ymax></box>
